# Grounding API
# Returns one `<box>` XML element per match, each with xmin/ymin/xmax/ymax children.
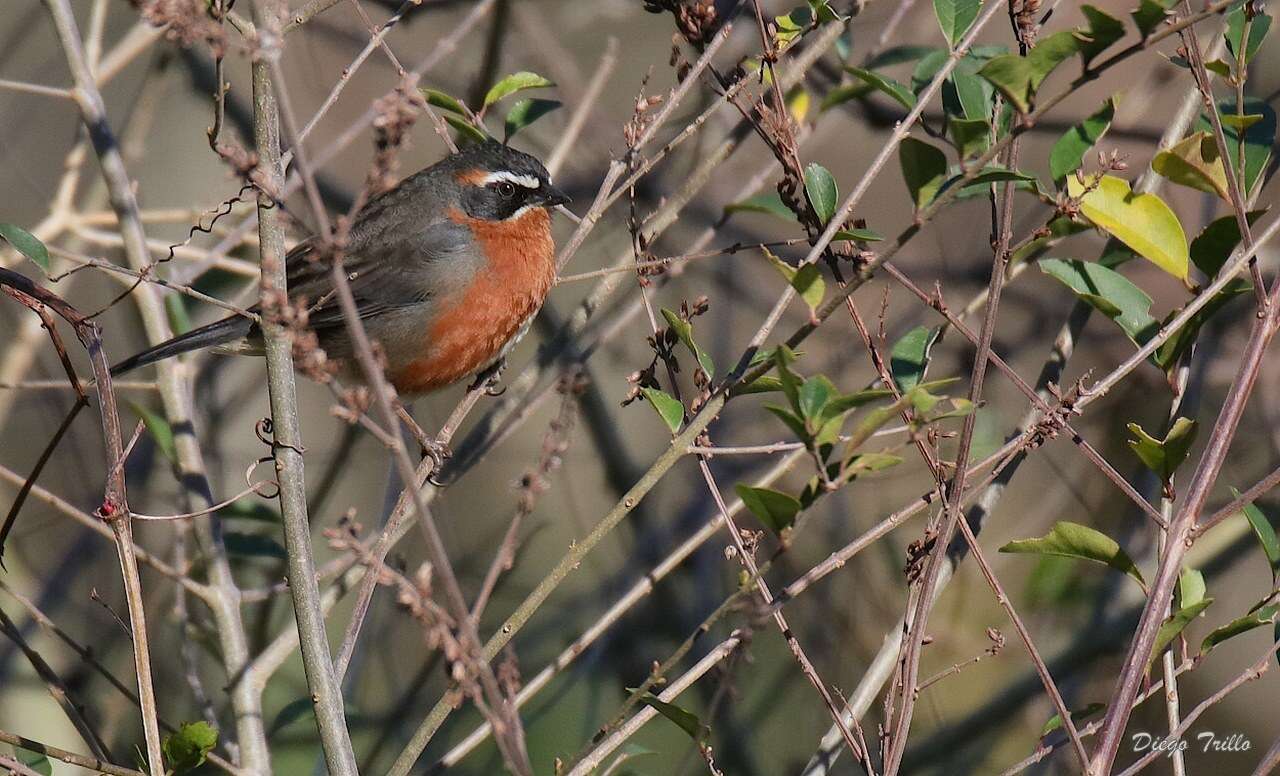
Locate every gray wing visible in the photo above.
<box><xmin>281</xmin><ymin>210</ymin><xmax>475</xmax><ymax>336</ymax></box>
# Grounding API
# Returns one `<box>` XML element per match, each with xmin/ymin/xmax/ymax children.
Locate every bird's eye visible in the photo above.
<box><xmin>497</xmin><ymin>181</ymin><xmax>516</xmax><ymax>197</ymax></box>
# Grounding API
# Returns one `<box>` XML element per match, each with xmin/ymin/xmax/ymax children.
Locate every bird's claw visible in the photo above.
<box><xmin>419</xmin><ymin>437</ymin><xmax>453</xmax><ymax>486</ymax></box>
<box><xmin>469</xmin><ymin>357</ymin><xmax>507</xmax><ymax>396</ymax></box>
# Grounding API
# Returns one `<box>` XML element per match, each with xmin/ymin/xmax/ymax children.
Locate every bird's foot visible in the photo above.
<box><xmin>394</xmin><ymin>402</ymin><xmax>452</xmax><ymax>484</ymax></box>
<box><xmin>419</xmin><ymin>437</ymin><xmax>453</xmax><ymax>486</ymax></box>
<box><xmin>468</xmin><ymin>357</ymin><xmax>507</xmax><ymax>396</ymax></box>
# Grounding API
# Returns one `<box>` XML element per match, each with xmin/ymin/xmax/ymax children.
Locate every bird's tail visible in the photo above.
<box><xmin>111</xmin><ymin>315</ymin><xmax>254</xmax><ymax>377</ymax></box>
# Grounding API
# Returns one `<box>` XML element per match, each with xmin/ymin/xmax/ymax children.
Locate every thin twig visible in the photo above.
<box><xmin>0</xmin><ymin>728</ymin><xmax>143</xmax><ymax>776</ymax></box>
<box><xmin>1195</xmin><ymin>463</ymin><xmax>1280</xmax><ymax>536</ymax></box>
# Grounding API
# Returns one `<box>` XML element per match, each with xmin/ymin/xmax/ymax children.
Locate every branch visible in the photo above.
<box><xmin>246</xmin><ymin>4</ymin><xmax>358</xmax><ymax>772</ymax></box>
<box><xmin>0</xmin><ymin>728</ymin><xmax>143</xmax><ymax>776</ymax></box>
<box><xmin>0</xmin><ymin>266</ymin><xmax>162</xmax><ymax>775</ymax></box>
<box><xmin>35</xmin><ymin>0</ymin><xmax>269</xmax><ymax>763</ymax></box>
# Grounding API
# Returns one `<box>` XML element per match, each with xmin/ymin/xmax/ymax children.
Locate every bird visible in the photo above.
<box><xmin>111</xmin><ymin>140</ymin><xmax>570</xmax><ymax>466</ymax></box>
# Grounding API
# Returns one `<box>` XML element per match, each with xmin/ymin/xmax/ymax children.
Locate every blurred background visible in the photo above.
<box><xmin>2</xmin><ymin>0</ymin><xmax>1279</xmax><ymax>773</ymax></box>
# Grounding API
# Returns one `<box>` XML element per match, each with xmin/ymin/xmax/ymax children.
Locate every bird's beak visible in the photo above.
<box><xmin>541</xmin><ymin>184</ymin><xmax>571</xmax><ymax>208</ymax></box>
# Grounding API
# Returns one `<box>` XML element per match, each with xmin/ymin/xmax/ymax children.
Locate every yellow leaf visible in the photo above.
<box><xmin>1067</xmin><ymin>175</ymin><xmax>1189</xmax><ymax>279</ymax></box>
<box><xmin>1152</xmin><ymin>132</ymin><xmax>1230</xmax><ymax>202</ymax></box>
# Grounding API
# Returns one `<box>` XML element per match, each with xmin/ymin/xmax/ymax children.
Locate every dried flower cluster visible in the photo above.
<box><xmin>642</xmin><ymin>0</ymin><xmax>720</xmax><ymax>48</ymax></box>
<box><xmin>130</xmin><ymin>0</ymin><xmax>226</xmax><ymax>53</ymax></box>
<box><xmin>364</xmin><ymin>80</ymin><xmax>427</xmax><ymax>197</ymax></box>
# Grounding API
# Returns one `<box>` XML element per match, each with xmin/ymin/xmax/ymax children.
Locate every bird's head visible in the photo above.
<box><xmin>446</xmin><ymin>140</ymin><xmax>570</xmax><ymax>222</ymax></box>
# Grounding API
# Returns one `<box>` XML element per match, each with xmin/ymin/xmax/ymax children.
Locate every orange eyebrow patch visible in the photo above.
<box><xmin>454</xmin><ymin>168</ymin><xmax>488</xmax><ymax>186</ymax></box>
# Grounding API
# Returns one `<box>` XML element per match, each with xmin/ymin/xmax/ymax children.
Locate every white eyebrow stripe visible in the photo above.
<box><xmin>505</xmin><ymin>203</ymin><xmax>537</xmax><ymax>221</ymax></box>
<box><xmin>483</xmin><ymin>171</ymin><xmax>540</xmax><ymax>189</ymax></box>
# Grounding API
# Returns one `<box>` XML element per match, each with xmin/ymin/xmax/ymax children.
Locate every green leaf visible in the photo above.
<box><xmin>935</xmin><ymin>166</ymin><xmax>1039</xmax><ymax>202</ymax></box>
<box><xmin>1066</xmin><ymin>175</ymin><xmax>1189</xmax><ymax>279</ymax></box>
<box><xmin>418</xmin><ymin>87</ymin><xmax>469</xmax><ymax>116</ymax></box>
<box><xmin>1050</xmin><ymin>96</ymin><xmax>1116</xmax><ymax>184</ymax></box>
<box><xmin>846</xmin><ymin>451</ymin><xmax>904</xmax><ymax>476</ymax></box>
<box><xmin>792</xmin><ymin>265</ymin><xmax>825</xmax><ymax>314</ymax></box>
<box><xmin>844</xmin><ymin>66</ymin><xmax>917</xmax><ymax>110</ymax></box>
<box><xmin>889</xmin><ymin>326</ymin><xmax>941</xmax><ymax>392</ymax></box>
<box><xmin>633</xmin><ymin>692</ymin><xmax>708</xmax><ymax>742</ymax></box>
<box><xmin>269</xmin><ymin>697</ymin><xmax>316</xmax><ymax>737</ymax></box>
<box><xmin>913</xmin><ymin>45</ymin><xmax>1007</xmax><ymax>98</ymax></box>
<box><xmin>763</xmin><ymin>249</ymin><xmax>824</xmax><ymax>313</ymax></box>
<box><xmin>1041</xmin><ymin>703</ymin><xmax>1106</xmax><ymax>738</ymax></box>
<box><xmin>6</xmin><ymin>747</ymin><xmax>52</xmax><ymax>776</ymax></box>
<box><xmin>798</xmin><ymin>375</ymin><xmax>834</xmax><ymax>421</ymax></box>
<box><xmin>772</xmin><ymin>346</ymin><xmax>802</xmax><ymax>410</ymax></box>
<box><xmin>912</xmin><ymin>49</ymin><xmax>951</xmax><ymax>94</ymax></box>
<box><xmin>765</xmin><ymin>404</ymin><xmax>810</xmax><ymax>441</ymax></box>
<box><xmin>224</xmin><ymin>532</ymin><xmax>288</xmax><ymax>560</ymax></box>
<box><xmin>804</xmin><ymin>163</ymin><xmax>839</xmax><ymax>225</ymax></box>
<box><xmin>724</xmin><ymin>191</ymin><xmax>797</xmax><ymax>221</ymax></box>
<box><xmin>933</xmin><ymin>0</ymin><xmax>981</xmax><ymax>48</ymax></box>
<box><xmin>443</xmin><ymin>113</ymin><xmax>489</xmax><ymax>144</ymax></box>
<box><xmin>736</xmin><ymin>484</ymin><xmax>802</xmax><ymax>534</ymax></box>
<box><xmin>925</xmin><ymin>396</ymin><xmax>975</xmax><ymax>421</ymax></box>
<box><xmin>1012</xmin><ymin>216</ymin><xmax>1091</xmax><ymax>264</ymax></box>
<box><xmin>504</xmin><ymin>98</ymin><xmax>560</xmax><ymax>141</ymax></box>
<box><xmin>1201</xmin><ymin>604</ymin><xmax>1279</xmax><ymax>655</ymax></box>
<box><xmin>162</xmin><ymin>721</ymin><xmax>218</xmax><ymax>773</ymax></box>
<box><xmin>731</xmin><ymin>375</ymin><xmax>784</xmax><ymax>396</ymax></box>
<box><xmin>640</xmin><ymin>387</ymin><xmax>684</xmax><ymax>433</ymax></box>
<box><xmin>1218</xmin><ymin>113</ymin><xmax>1261</xmax><ymax>134</ymax></box>
<box><xmin>820</xmin><ymin>82</ymin><xmax>873</xmax><ymax>111</ymax></box>
<box><xmin>1079</xmin><ymin>6</ymin><xmax>1126</xmax><ymax>65</ymax></box>
<box><xmin>950</xmin><ymin>116</ymin><xmax>991</xmax><ymax>159</ymax></box>
<box><xmin>977</xmin><ymin>31</ymin><xmax>1079</xmax><ymax>114</ymax></box>
<box><xmin>1196</xmin><ymin>99</ymin><xmax>1275</xmax><ymax>197</ymax></box>
<box><xmin>899</xmin><ymin>137</ymin><xmax>948</xmax><ymax>209</ymax></box>
<box><xmin>1131</xmin><ymin>0</ymin><xmax>1169</xmax><ymax>38</ymax></box>
<box><xmin>838</xmin><ymin>382</ymin><xmax>951</xmax><ymax>460</ymax></box>
<box><xmin>977</xmin><ymin>55</ymin><xmax>1034</xmax><ymax>113</ymax></box>
<box><xmin>1039</xmin><ymin>258</ymin><xmax>1158</xmax><ymax>344</ymax></box>
<box><xmin>1226</xmin><ymin>7</ymin><xmax>1271</xmax><ymax>66</ymax></box>
<box><xmin>1178</xmin><ymin>567</ymin><xmax>1206</xmax><ymax>608</ymax></box>
<box><xmin>1027</xmin><ymin>30</ymin><xmax>1085</xmax><ymax>86</ymax></box>
<box><xmin>483</xmin><ymin>71</ymin><xmax>554</xmax><ymax>109</ymax></box>
<box><xmin>807</xmin><ymin>0</ymin><xmax>846</xmax><ymax>24</ymax></box>
<box><xmin>844</xmin><ymin>402</ymin><xmax>907</xmax><ymax>454</ymax></box>
<box><xmin>1126</xmin><ymin>417</ymin><xmax>1198</xmax><ymax>484</ymax></box>
<box><xmin>946</xmin><ymin>71</ymin><xmax>994</xmax><ymax>120</ymax></box>
<box><xmin>999</xmin><ymin>521</ymin><xmax>1146</xmax><ymax>588</ymax></box>
<box><xmin>774</xmin><ymin>6</ymin><xmax>811</xmax><ymax>48</ymax></box>
<box><xmin>832</xmin><ymin>227</ymin><xmax>884</xmax><ymax>242</ymax></box>
<box><xmin>1151</xmin><ymin>598</ymin><xmax>1214</xmax><ymax>667</ymax></box>
<box><xmin>819</xmin><ymin>388</ymin><xmax>895</xmax><ymax>424</ymax></box>
<box><xmin>1152</xmin><ymin>131</ymin><xmax>1231</xmax><ymax>201</ymax></box>
<box><xmin>751</xmin><ymin>345</ymin><xmax>801</xmax><ymax>369</ymax></box>
<box><xmin>0</xmin><ymin>223</ymin><xmax>50</xmax><ymax>271</ymax></box>
<box><xmin>128</xmin><ymin>401</ymin><xmax>177</xmax><ymax>464</ymax></box>
<box><xmin>661</xmin><ymin>308</ymin><xmax>715</xmax><ymax>377</ymax></box>
<box><xmin>1190</xmin><ymin>210</ymin><xmax>1267</xmax><ymax>278</ymax></box>
<box><xmin>1192</xmin><ymin>58</ymin><xmax>1233</xmax><ymax>77</ymax></box>
<box><xmin>1236</xmin><ymin>487</ymin><xmax>1280</xmax><ymax>582</ymax></box>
